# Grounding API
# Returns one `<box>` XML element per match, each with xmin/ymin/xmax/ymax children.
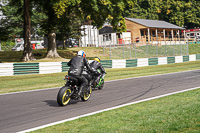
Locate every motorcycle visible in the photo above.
<box><xmin>57</xmin><ymin>75</ymin><xmax>92</xmax><ymax>106</ymax></box>
<box><xmin>90</xmin><ymin>69</ymin><xmax>105</xmax><ymax>90</ymax></box>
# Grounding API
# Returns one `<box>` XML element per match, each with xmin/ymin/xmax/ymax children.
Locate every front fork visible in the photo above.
<box><xmin>98</xmin><ymin>78</ymin><xmax>104</xmax><ymax>86</ymax></box>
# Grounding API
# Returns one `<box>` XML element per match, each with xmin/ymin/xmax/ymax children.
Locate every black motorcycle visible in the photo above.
<box><xmin>90</xmin><ymin>69</ymin><xmax>105</xmax><ymax>90</ymax></box>
<box><xmin>57</xmin><ymin>75</ymin><xmax>92</xmax><ymax>106</ymax></box>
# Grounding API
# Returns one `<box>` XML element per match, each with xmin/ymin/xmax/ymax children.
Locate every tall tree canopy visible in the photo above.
<box><xmin>53</xmin><ymin>0</ymin><xmax>134</xmax><ymax>32</ymax></box>
<box><xmin>126</xmin><ymin>0</ymin><xmax>200</xmax><ymax>28</ymax></box>
<box><xmin>1</xmin><ymin>0</ymin><xmax>200</xmax><ymax>61</ymax></box>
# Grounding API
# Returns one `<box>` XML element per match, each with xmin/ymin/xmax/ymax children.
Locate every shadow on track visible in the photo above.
<box><xmin>44</xmin><ymin>100</ymin><xmax>79</xmax><ymax>107</ymax></box>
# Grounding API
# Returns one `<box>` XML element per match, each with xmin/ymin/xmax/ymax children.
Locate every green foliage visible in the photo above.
<box><xmin>0</xmin><ymin>0</ymin><xmax>48</xmax><ymax>41</ymax></box>
<box><xmin>1</xmin><ymin>0</ymin><xmax>200</xmax><ymax>42</ymax></box>
<box><xmin>53</xmin><ymin>0</ymin><xmax>134</xmax><ymax>32</ymax></box>
<box><xmin>126</xmin><ymin>0</ymin><xmax>200</xmax><ymax>28</ymax></box>
<box><xmin>0</xmin><ymin>41</ymin><xmax>15</xmax><ymax>51</ymax></box>
<box><xmin>0</xmin><ymin>0</ymin><xmax>83</xmax><ymax>42</ymax></box>
<box><xmin>0</xmin><ymin>0</ymin><xmax>23</xmax><ymax>40</ymax></box>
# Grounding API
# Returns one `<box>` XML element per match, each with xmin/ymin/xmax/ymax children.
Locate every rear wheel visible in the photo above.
<box><xmin>81</xmin><ymin>86</ymin><xmax>92</xmax><ymax>101</ymax></box>
<box><xmin>57</xmin><ymin>86</ymin><xmax>71</xmax><ymax>106</ymax></box>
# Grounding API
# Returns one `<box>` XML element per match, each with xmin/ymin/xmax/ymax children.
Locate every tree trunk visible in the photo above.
<box><xmin>63</xmin><ymin>40</ymin><xmax>66</xmax><ymax>49</ymax></box>
<box><xmin>0</xmin><ymin>40</ymin><xmax>1</xmax><ymax>51</ymax></box>
<box><xmin>22</xmin><ymin>0</ymin><xmax>35</xmax><ymax>61</ymax></box>
<box><xmin>46</xmin><ymin>32</ymin><xmax>60</xmax><ymax>58</ymax></box>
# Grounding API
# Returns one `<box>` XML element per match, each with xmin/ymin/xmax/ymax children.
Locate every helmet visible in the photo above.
<box><xmin>77</xmin><ymin>50</ymin><xmax>86</xmax><ymax>58</ymax></box>
<box><xmin>94</xmin><ymin>57</ymin><xmax>101</xmax><ymax>63</ymax></box>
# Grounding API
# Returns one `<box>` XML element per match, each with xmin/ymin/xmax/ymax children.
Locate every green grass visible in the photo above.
<box><xmin>108</xmin><ymin>44</ymin><xmax>188</xmax><ymax>59</ymax></box>
<box><xmin>0</xmin><ymin>47</ymin><xmax>107</xmax><ymax>63</ymax></box>
<box><xmin>1</xmin><ymin>60</ymin><xmax>200</xmax><ymax>94</ymax></box>
<box><xmin>31</xmin><ymin>87</ymin><xmax>200</xmax><ymax>133</ymax></box>
<box><xmin>0</xmin><ymin>43</ymin><xmax>198</xmax><ymax>63</ymax></box>
<box><xmin>189</xmin><ymin>43</ymin><xmax>200</xmax><ymax>55</ymax></box>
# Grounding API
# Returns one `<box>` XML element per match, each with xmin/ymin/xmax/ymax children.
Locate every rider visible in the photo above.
<box><xmin>89</xmin><ymin>57</ymin><xmax>106</xmax><ymax>86</ymax></box>
<box><xmin>67</xmin><ymin>50</ymin><xmax>94</xmax><ymax>97</ymax></box>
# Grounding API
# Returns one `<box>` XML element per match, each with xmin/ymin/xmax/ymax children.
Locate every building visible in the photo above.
<box><xmin>182</xmin><ymin>28</ymin><xmax>200</xmax><ymax>38</ymax></box>
<box><xmin>125</xmin><ymin>18</ymin><xmax>185</xmax><ymax>44</ymax></box>
<box><xmin>80</xmin><ymin>25</ymin><xmax>131</xmax><ymax>47</ymax></box>
<box><xmin>80</xmin><ymin>25</ymin><xmax>99</xmax><ymax>47</ymax></box>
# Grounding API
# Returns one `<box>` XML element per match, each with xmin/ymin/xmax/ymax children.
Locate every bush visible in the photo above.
<box><xmin>1</xmin><ymin>41</ymin><xmax>15</xmax><ymax>51</ymax></box>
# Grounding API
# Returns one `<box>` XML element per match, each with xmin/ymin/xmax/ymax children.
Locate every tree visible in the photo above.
<box><xmin>0</xmin><ymin>0</ymin><xmax>23</xmax><ymax>41</ymax></box>
<box><xmin>0</xmin><ymin>0</ymin><xmax>47</xmax><ymax>61</ymax></box>
<box><xmin>22</xmin><ymin>0</ymin><xmax>35</xmax><ymax>61</ymax></box>
<box><xmin>125</xmin><ymin>0</ymin><xmax>200</xmax><ymax>28</ymax></box>
<box><xmin>56</xmin><ymin>11</ymin><xmax>82</xmax><ymax>49</ymax></box>
<box><xmin>54</xmin><ymin>0</ymin><xmax>133</xmax><ymax>33</ymax></box>
<box><xmin>33</xmin><ymin>0</ymin><xmax>81</xmax><ymax>58</ymax></box>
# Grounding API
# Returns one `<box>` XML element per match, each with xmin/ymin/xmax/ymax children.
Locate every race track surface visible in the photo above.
<box><xmin>0</xmin><ymin>70</ymin><xmax>200</xmax><ymax>133</ymax></box>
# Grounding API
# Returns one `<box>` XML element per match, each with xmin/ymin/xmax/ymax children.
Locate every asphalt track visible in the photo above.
<box><xmin>0</xmin><ymin>70</ymin><xmax>200</xmax><ymax>133</ymax></box>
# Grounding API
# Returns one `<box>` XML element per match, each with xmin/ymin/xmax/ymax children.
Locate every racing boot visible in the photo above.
<box><xmin>78</xmin><ymin>86</ymin><xmax>83</xmax><ymax>97</ymax></box>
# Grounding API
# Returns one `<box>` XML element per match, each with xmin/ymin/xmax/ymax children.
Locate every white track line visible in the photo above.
<box><xmin>17</xmin><ymin>86</ymin><xmax>200</xmax><ymax>133</ymax></box>
<box><xmin>1</xmin><ymin>69</ymin><xmax>199</xmax><ymax>96</ymax></box>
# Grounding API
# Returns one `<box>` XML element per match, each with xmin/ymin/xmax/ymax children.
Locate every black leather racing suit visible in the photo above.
<box><xmin>67</xmin><ymin>55</ymin><xmax>93</xmax><ymax>95</ymax></box>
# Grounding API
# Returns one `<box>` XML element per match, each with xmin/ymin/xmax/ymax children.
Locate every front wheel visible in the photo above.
<box><xmin>98</xmin><ymin>79</ymin><xmax>104</xmax><ymax>90</ymax></box>
<box><xmin>81</xmin><ymin>86</ymin><xmax>92</xmax><ymax>101</ymax></box>
<box><xmin>57</xmin><ymin>86</ymin><xmax>72</xmax><ymax>106</ymax></box>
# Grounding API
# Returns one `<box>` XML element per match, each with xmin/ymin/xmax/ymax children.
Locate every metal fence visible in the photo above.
<box><xmin>102</xmin><ymin>36</ymin><xmax>190</xmax><ymax>59</ymax></box>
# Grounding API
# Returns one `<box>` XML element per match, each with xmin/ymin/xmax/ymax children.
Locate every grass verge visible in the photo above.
<box><xmin>31</xmin><ymin>87</ymin><xmax>200</xmax><ymax>133</ymax></box>
<box><xmin>1</xmin><ymin>60</ymin><xmax>200</xmax><ymax>94</ymax></box>
<box><xmin>0</xmin><ymin>44</ymin><xmax>200</xmax><ymax>63</ymax></box>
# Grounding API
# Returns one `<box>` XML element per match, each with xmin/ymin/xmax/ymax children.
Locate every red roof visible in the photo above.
<box><xmin>182</xmin><ymin>28</ymin><xmax>200</xmax><ymax>32</ymax></box>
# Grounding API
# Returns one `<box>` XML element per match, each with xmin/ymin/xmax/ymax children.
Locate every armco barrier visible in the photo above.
<box><xmin>148</xmin><ymin>58</ymin><xmax>158</xmax><ymax>66</ymax></box>
<box><xmin>183</xmin><ymin>55</ymin><xmax>189</xmax><ymax>62</ymax></box>
<box><xmin>196</xmin><ymin>54</ymin><xmax>200</xmax><ymax>60</ymax></box>
<box><xmin>13</xmin><ymin>63</ymin><xmax>39</xmax><ymax>75</ymax></box>
<box><xmin>0</xmin><ymin>54</ymin><xmax>199</xmax><ymax>76</ymax></box>
<box><xmin>189</xmin><ymin>54</ymin><xmax>196</xmax><ymax>61</ymax></box>
<box><xmin>112</xmin><ymin>60</ymin><xmax>126</xmax><ymax>68</ymax></box>
<box><xmin>0</xmin><ymin>63</ymin><xmax>13</xmax><ymax>76</ymax></box>
<box><xmin>126</xmin><ymin>59</ymin><xmax>137</xmax><ymax>68</ymax></box>
<box><xmin>62</xmin><ymin>62</ymin><xmax>70</xmax><ymax>72</ymax></box>
<box><xmin>175</xmin><ymin>56</ymin><xmax>183</xmax><ymax>63</ymax></box>
<box><xmin>137</xmin><ymin>58</ymin><xmax>148</xmax><ymax>67</ymax></box>
<box><xmin>101</xmin><ymin>60</ymin><xmax>112</xmax><ymax>68</ymax></box>
<box><xmin>158</xmin><ymin>57</ymin><xmax>167</xmax><ymax>65</ymax></box>
<box><xmin>167</xmin><ymin>57</ymin><xmax>175</xmax><ymax>64</ymax></box>
<box><xmin>39</xmin><ymin>62</ymin><xmax>61</xmax><ymax>74</ymax></box>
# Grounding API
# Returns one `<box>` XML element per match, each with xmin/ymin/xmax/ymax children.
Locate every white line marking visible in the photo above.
<box><xmin>17</xmin><ymin>86</ymin><xmax>200</xmax><ymax>133</ymax></box>
<box><xmin>1</xmin><ymin>69</ymin><xmax>199</xmax><ymax>96</ymax></box>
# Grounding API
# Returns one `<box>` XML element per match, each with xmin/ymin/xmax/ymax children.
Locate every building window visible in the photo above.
<box><xmin>103</xmin><ymin>34</ymin><xmax>111</xmax><ymax>41</ymax></box>
<box><xmin>190</xmin><ymin>33</ymin><xmax>195</xmax><ymax>38</ymax></box>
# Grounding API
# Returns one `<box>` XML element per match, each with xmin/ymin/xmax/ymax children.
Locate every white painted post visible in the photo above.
<box><xmin>163</xmin><ymin>29</ymin><xmax>166</xmax><ymax>56</ymax></box>
<box><xmin>184</xmin><ymin>30</ymin><xmax>186</xmax><ymax>44</ymax></box>
<box><xmin>84</xmin><ymin>25</ymin><xmax>87</xmax><ymax>47</ymax></box>
<box><xmin>156</xmin><ymin>29</ymin><xmax>158</xmax><ymax>57</ymax></box>
<box><xmin>178</xmin><ymin>30</ymin><xmax>182</xmax><ymax>55</ymax></box>
<box><xmin>171</xmin><ymin>29</ymin><xmax>174</xmax><ymax>56</ymax></box>
<box><xmin>147</xmin><ymin>28</ymin><xmax>150</xmax><ymax>57</ymax></box>
<box><xmin>148</xmin><ymin>28</ymin><xmax>150</xmax><ymax>44</ymax></box>
<box><xmin>171</xmin><ymin>29</ymin><xmax>174</xmax><ymax>41</ymax></box>
<box><xmin>93</xmin><ymin>27</ymin><xmax>96</xmax><ymax>47</ymax></box>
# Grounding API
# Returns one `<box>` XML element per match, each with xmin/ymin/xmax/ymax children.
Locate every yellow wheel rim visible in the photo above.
<box><xmin>62</xmin><ymin>89</ymin><xmax>71</xmax><ymax>105</ymax></box>
<box><xmin>83</xmin><ymin>87</ymin><xmax>92</xmax><ymax>100</ymax></box>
